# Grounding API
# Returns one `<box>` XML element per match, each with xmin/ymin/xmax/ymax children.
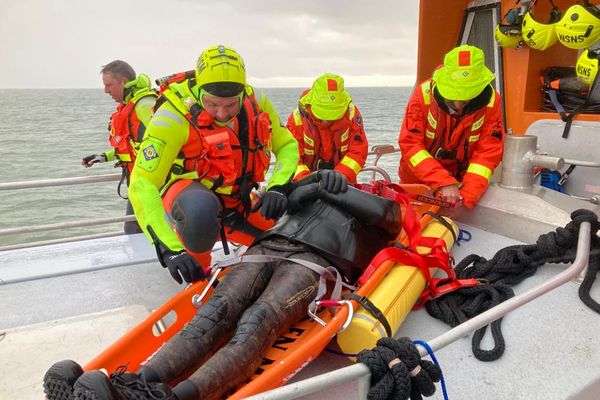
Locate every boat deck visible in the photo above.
<box><xmin>1</xmin><ymin>223</ymin><xmax>599</xmax><ymax>399</ymax></box>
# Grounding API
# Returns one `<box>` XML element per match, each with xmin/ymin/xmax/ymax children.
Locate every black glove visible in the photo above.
<box><xmin>317</xmin><ymin>170</ymin><xmax>348</xmax><ymax>194</ymax></box>
<box><xmin>252</xmin><ymin>186</ymin><xmax>288</xmax><ymax>220</ymax></box>
<box><xmin>81</xmin><ymin>154</ymin><xmax>107</xmax><ymax>168</ymax></box>
<box><xmin>159</xmin><ymin>247</ymin><xmax>205</xmax><ymax>284</ymax></box>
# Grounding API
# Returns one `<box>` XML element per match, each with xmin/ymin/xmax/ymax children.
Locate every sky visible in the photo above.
<box><xmin>0</xmin><ymin>0</ymin><xmax>419</xmax><ymax>89</ymax></box>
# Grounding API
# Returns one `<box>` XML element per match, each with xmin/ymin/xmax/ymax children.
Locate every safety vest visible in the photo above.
<box><xmin>109</xmin><ymin>87</ymin><xmax>156</xmax><ymax>173</ymax></box>
<box><xmin>159</xmin><ymin>83</ymin><xmax>272</xmax><ymax>209</ymax></box>
<box><xmin>292</xmin><ymin>104</ymin><xmax>358</xmax><ymax>171</ymax></box>
<box><xmin>407</xmin><ymin>80</ymin><xmax>496</xmax><ymax>181</ymax></box>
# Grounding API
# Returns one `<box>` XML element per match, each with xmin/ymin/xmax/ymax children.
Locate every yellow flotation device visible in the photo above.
<box><xmin>337</xmin><ymin>216</ymin><xmax>458</xmax><ymax>356</ymax></box>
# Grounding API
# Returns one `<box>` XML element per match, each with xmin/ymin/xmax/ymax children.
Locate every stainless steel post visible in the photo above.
<box><xmin>500</xmin><ymin>135</ymin><xmax>564</xmax><ymax>190</ymax></box>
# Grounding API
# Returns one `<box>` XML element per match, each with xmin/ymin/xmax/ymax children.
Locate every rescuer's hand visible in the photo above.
<box><xmin>253</xmin><ymin>186</ymin><xmax>288</xmax><ymax>220</ymax></box>
<box><xmin>159</xmin><ymin>247</ymin><xmax>205</xmax><ymax>284</ymax></box>
<box><xmin>81</xmin><ymin>154</ymin><xmax>107</xmax><ymax>168</ymax></box>
<box><xmin>438</xmin><ymin>184</ymin><xmax>463</xmax><ymax>207</ymax></box>
<box><xmin>317</xmin><ymin>170</ymin><xmax>348</xmax><ymax>194</ymax></box>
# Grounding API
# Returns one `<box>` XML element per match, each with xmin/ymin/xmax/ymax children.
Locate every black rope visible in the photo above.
<box><xmin>425</xmin><ymin>209</ymin><xmax>600</xmax><ymax>361</ymax></box>
<box><xmin>357</xmin><ymin>337</ymin><xmax>441</xmax><ymax>400</ymax></box>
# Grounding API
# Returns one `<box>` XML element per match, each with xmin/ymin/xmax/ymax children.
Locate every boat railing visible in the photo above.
<box><xmin>246</xmin><ymin>221</ymin><xmax>593</xmax><ymax>400</ymax></box>
<box><xmin>0</xmin><ymin>145</ymin><xmax>401</xmax><ymax>251</ymax></box>
<box><xmin>0</xmin><ymin>173</ymin><xmax>129</xmax><ymax>251</ymax></box>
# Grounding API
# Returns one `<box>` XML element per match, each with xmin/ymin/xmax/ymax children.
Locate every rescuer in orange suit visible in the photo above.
<box><xmin>398</xmin><ymin>45</ymin><xmax>505</xmax><ymax>208</ymax></box>
<box><xmin>287</xmin><ymin>73</ymin><xmax>368</xmax><ymax>184</ymax></box>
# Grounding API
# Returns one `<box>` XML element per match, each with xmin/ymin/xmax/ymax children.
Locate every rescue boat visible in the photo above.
<box><xmin>1</xmin><ymin>0</ymin><xmax>600</xmax><ymax>399</ymax></box>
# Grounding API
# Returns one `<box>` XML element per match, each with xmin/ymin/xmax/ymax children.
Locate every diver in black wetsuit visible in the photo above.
<box><xmin>43</xmin><ymin>170</ymin><xmax>401</xmax><ymax>400</ymax></box>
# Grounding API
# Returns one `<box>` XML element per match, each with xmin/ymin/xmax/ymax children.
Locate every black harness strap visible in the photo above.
<box><xmin>423</xmin><ymin>211</ymin><xmax>457</xmax><ymax>244</ymax></box>
<box><xmin>342</xmin><ymin>293</ymin><xmax>393</xmax><ymax>337</ymax></box>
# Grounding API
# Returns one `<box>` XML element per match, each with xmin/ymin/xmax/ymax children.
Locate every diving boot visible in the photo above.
<box><xmin>43</xmin><ymin>359</ymin><xmax>84</xmax><ymax>400</ymax></box>
<box><xmin>72</xmin><ymin>370</ymin><xmax>177</xmax><ymax>400</ymax></box>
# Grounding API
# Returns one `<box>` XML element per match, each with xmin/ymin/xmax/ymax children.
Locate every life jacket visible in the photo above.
<box><xmin>158</xmin><ymin>81</ymin><xmax>272</xmax><ymax>210</ymax></box>
<box><xmin>292</xmin><ymin>104</ymin><xmax>356</xmax><ymax>170</ymax></box>
<box><xmin>109</xmin><ymin>87</ymin><xmax>156</xmax><ymax>173</ymax></box>
<box><xmin>412</xmin><ymin>79</ymin><xmax>496</xmax><ymax>180</ymax></box>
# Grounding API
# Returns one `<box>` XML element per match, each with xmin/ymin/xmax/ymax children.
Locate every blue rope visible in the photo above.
<box><xmin>456</xmin><ymin>228</ymin><xmax>472</xmax><ymax>246</ymax></box>
<box><xmin>413</xmin><ymin>339</ymin><xmax>449</xmax><ymax>400</ymax></box>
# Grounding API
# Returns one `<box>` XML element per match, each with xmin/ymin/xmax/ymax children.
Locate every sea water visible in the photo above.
<box><xmin>0</xmin><ymin>87</ymin><xmax>412</xmax><ymax>245</ymax></box>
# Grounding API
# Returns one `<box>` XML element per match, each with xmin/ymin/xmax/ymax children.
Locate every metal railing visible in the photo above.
<box><xmin>0</xmin><ymin>173</ymin><xmax>128</xmax><ymax>251</ymax></box>
<box><xmin>0</xmin><ymin>146</ymin><xmax>402</xmax><ymax>251</ymax></box>
<box><xmin>246</xmin><ymin>222</ymin><xmax>592</xmax><ymax>400</ymax></box>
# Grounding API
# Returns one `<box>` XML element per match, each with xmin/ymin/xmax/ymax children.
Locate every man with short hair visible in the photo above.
<box><xmin>82</xmin><ymin>60</ymin><xmax>156</xmax><ymax>233</ymax></box>
<box><xmin>287</xmin><ymin>73</ymin><xmax>368</xmax><ymax>184</ymax></box>
<box><xmin>398</xmin><ymin>45</ymin><xmax>505</xmax><ymax>208</ymax></box>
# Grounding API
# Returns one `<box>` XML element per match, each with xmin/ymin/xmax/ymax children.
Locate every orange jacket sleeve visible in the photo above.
<box><xmin>398</xmin><ymin>87</ymin><xmax>458</xmax><ymax>189</ymax></box>
<box><xmin>459</xmin><ymin>92</ymin><xmax>505</xmax><ymax>208</ymax></box>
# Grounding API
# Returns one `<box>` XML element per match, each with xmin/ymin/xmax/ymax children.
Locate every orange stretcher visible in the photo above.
<box><xmin>84</xmin><ymin>183</ymin><xmax>445</xmax><ymax>399</ymax></box>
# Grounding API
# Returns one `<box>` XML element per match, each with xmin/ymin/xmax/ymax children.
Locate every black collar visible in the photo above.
<box><xmin>433</xmin><ymin>84</ymin><xmax>493</xmax><ymax>115</ymax></box>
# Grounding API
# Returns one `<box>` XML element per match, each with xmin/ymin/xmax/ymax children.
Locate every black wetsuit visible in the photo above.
<box><xmin>141</xmin><ymin>184</ymin><xmax>401</xmax><ymax>400</ymax></box>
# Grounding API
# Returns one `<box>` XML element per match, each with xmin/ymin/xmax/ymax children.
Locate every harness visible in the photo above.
<box><xmin>155</xmin><ymin>79</ymin><xmax>271</xmax><ymax>211</ymax></box>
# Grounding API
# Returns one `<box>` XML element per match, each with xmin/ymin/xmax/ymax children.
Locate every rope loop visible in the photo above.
<box><xmin>425</xmin><ymin>209</ymin><xmax>600</xmax><ymax>361</ymax></box>
<box><xmin>357</xmin><ymin>337</ymin><xmax>442</xmax><ymax>400</ymax></box>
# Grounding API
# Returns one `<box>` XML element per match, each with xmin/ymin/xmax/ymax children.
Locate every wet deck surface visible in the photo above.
<box><xmin>1</xmin><ymin>225</ymin><xmax>599</xmax><ymax>399</ymax></box>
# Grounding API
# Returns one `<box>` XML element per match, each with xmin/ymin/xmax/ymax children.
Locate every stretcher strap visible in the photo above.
<box><xmin>342</xmin><ymin>293</ymin><xmax>393</xmax><ymax>337</ymax></box>
<box><xmin>357</xmin><ymin>241</ymin><xmax>478</xmax><ymax>309</ymax></box>
<box><xmin>214</xmin><ymin>254</ymin><xmax>354</xmax><ymax>315</ymax></box>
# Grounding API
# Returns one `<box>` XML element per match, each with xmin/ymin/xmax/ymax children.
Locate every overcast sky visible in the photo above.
<box><xmin>0</xmin><ymin>0</ymin><xmax>419</xmax><ymax>89</ymax></box>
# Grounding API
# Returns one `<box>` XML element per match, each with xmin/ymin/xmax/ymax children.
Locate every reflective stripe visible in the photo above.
<box><xmin>303</xmin><ymin>133</ymin><xmax>314</xmax><ymax>146</ymax></box>
<box><xmin>425</xmin><ymin>130</ymin><xmax>435</xmax><ymax>139</ymax></box>
<box><xmin>409</xmin><ymin>149</ymin><xmax>433</xmax><ymax>167</ymax></box>
<box><xmin>201</xmin><ymin>178</ymin><xmax>233</xmax><ymax>194</ymax></box>
<box><xmin>341</xmin><ymin>129</ymin><xmax>349</xmax><ymax>142</ymax></box>
<box><xmin>340</xmin><ymin>144</ymin><xmax>348</xmax><ymax>152</ymax></box>
<box><xmin>295</xmin><ymin>164</ymin><xmax>310</xmax><ymax>176</ymax></box>
<box><xmin>467</xmin><ymin>163</ymin><xmax>492</xmax><ymax>181</ymax></box>
<box><xmin>340</xmin><ymin>155</ymin><xmax>362</xmax><ymax>174</ymax></box>
<box><xmin>348</xmin><ymin>103</ymin><xmax>355</xmax><ymax>120</ymax></box>
<box><xmin>293</xmin><ymin>109</ymin><xmax>303</xmax><ymax>126</ymax></box>
<box><xmin>468</xmin><ymin>134</ymin><xmax>480</xmax><ymax>142</ymax></box>
<box><xmin>304</xmin><ymin>149</ymin><xmax>314</xmax><ymax>155</ymax></box>
<box><xmin>487</xmin><ymin>89</ymin><xmax>496</xmax><ymax>107</ymax></box>
<box><xmin>471</xmin><ymin>116</ymin><xmax>485</xmax><ymax>131</ymax></box>
<box><xmin>116</xmin><ymin>153</ymin><xmax>132</xmax><ymax>162</ymax></box>
<box><xmin>427</xmin><ymin>110</ymin><xmax>437</xmax><ymax>129</ymax></box>
<box><xmin>420</xmin><ymin>81</ymin><xmax>431</xmax><ymax>105</ymax></box>
<box><xmin>152</xmin><ymin>108</ymin><xmax>184</xmax><ymax>126</ymax></box>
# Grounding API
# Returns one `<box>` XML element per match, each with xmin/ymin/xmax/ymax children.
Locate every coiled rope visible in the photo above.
<box><xmin>425</xmin><ymin>209</ymin><xmax>600</xmax><ymax>361</ymax></box>
<box><xmin>357</xmin><ymin>337</ymin><xmax>443</xmax><ymax>400</ymax></box>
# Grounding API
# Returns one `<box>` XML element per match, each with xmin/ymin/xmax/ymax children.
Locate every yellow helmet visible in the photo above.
<box><xmin>300</xmin><ymin>73</ymin><xmax>352</xmax><ymax>121</ymax></box>
<box><xmin>576</xmin><ymin>48</ymin><xmax>600</xmax><ymax>85</ymax></box>
<box><xmin>432</xmin><ymin>45</ymin><xmax>495</xmax><ymax>101</ymax></box>
<box><xmin>556</xmin><ymin>4</ymin><xmax>600</xmax><ymax>49</ymax></box>
<box><xmin>195</xmin><ymin>45</ymin><xmax>246</xmax><ymax>96</ymax></box>
<box><xmin>495</xmin><ymin>24</ymin><xmax>523</xmax><ymax>48</ymax></box>
<box><xmin>521</xmin><ymin>8</ymin><xmax>561</xmax><ymax>51</ymax></box>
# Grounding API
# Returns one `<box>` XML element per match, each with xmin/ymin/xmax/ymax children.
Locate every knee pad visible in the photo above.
<box><xmin>230</xmin><ymin>302</ymin><xmax>276</xmax><ymax>345</ymax></box>
<box><xmin>170</xmin><ymin>182</ymin><xmax>223</xmax><ymax>252</ymax></box>
<box><xmin>182</xmin><ymin>294</ymin><xmax>232</xmax><ymax>339</ymax></box>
